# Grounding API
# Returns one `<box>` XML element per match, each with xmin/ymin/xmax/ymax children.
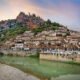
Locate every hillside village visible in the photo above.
<box><xmin>0</xmin><ymin>12</ymin><xmax>80</xmax><ymax>62</ymax></box>
<box><xmin>0</xmin><ymin>26</ymin><xmax>80</xmax><ymax>61</ymax></box>
<box><xmin>2</xmin><ymin>27</ymin><xmax>80</xmax><ymax>50</ymax></box>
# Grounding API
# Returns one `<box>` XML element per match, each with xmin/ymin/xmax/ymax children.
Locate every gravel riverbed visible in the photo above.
<box><xmin>0</xmin><ymin>63</ymin><xmax>40</xmax><ymax>80</ymax></box>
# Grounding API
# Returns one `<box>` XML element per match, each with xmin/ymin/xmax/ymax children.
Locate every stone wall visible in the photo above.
<box><xmin>40</xmin><ymin>53</ymin><xmax>80</xmax><ymax>62</ymax></box>
<box><xmin>1</xmin><ymin>49</ymin><xmax>37</xmax><ymax>57</ymax></box>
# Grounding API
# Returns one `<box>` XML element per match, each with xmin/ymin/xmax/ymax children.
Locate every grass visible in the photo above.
<box><xmin>0</xmin><ymin>56</ymin><xmax>80</xmax><ymax>79</ymax></box>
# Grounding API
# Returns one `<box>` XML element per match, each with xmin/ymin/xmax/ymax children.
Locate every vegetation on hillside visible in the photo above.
<box><xmin>0</xmin><ymin>25</ymin><xmax>28</xmax><ymax>42</ymax></box>
<box><xmin>44</xmin><ymin>19</ymin><xmax>62</xmax><ymax>30</ymax></box>
<box><xmin>32</xmin><ymin>19</ymin><xmax>64</xmax><ymax>34</ymax></box>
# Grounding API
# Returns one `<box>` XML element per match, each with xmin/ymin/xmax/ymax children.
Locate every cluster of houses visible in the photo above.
<box><xmin>1</xmin><ymin>27</ymin><xmax>80</xmax><ymax>62</ymax></box>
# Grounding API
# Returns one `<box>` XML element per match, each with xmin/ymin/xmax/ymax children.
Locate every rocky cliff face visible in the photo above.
<box><xmin>0</xmin><ymin>19</ymin><xmax>16</xmax><ymax>31</ymax></box>
<box><xmin>0</xmin><ymin>12</ymin><xmax>44</xmax><ymax>31</ymax></box>
<box><xmin>16</xmin><ymin>12</ymin><xmax>44</xmax><ymax>29</ymax></box>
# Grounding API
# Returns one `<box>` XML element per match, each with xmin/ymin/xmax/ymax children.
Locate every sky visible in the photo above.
<box><xmin>0</xmin><ymin>0</ymin><xmax>80</xmax><ymax>31</ymax></box>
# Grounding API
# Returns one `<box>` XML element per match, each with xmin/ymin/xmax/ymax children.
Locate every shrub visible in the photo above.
<box><xmin>0</xmin><ymin>52</ymin><xmax>4</xmax><ymax>56</ymax></box>
<box><xmin>7</xmin><ymin>53</ymin><xmax>14</xmax><ymax>56</ymax></box>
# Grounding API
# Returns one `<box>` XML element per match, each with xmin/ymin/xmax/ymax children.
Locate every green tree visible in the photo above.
<box><xmin>52</xmin><ymin>22</ymin><xmax>62</xmax><ymax>27</ymax></box>
<box><xmin>32</xmin><ymin>27</ymin><xmax>43</xmax><ymax>35</ymax></box>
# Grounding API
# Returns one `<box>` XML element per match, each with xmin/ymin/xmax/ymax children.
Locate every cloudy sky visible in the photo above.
<box><xmin>0</xmin><ymin>0</ymin><xmax>80</xmax><ymax>31</ymax></box>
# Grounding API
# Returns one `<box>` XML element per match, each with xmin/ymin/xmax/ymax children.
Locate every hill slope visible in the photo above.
<box><xmin>0</xmin><ymin>12</ymin><xmax>70</xmax><ymax>43</ymax></box>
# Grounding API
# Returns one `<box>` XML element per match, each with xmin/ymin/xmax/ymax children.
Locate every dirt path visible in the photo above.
<box><xmin>0</xmin><ymin>63</ymin><xmax>40</xmax><ymax>80</ymax></box>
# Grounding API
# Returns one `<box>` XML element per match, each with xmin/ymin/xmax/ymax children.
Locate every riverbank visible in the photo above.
<box><xmin>0</xmin><ymin>63</ymin><xmax>39</xmax><ymax>80</ymax></box>
<box><xmin>0</xmin><ymin>56</ymin><xmax>80</xmax><ymax>80</ymax></box>
<box><xmin>51</xmin><ymin>74</ymin><xmax>80</xmax><ymax>80</ymax></box>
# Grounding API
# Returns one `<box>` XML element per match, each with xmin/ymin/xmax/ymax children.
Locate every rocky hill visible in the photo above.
<box><xmin>16</xmin><ymin>12</ymin><xmax>44</xmax><ymax>29</ymax></box>
<box><xmin>0</xmin><ymin>12</ymin><xmax>69</xmax><ymax>31</ymax></box>
<box><xmin>0</xmin><ymin>12</ymin><xmax>44</xmax><ymax>31</ymax></box>
<box><xmin>0</xmin><ymin>12</ymin><xmax>71</xmax><ymax>43</ymax></box>
<box><xmin>0</xmin><ymin>19</ymin><xmax>16</xmax><ymax>31</ymax></box>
